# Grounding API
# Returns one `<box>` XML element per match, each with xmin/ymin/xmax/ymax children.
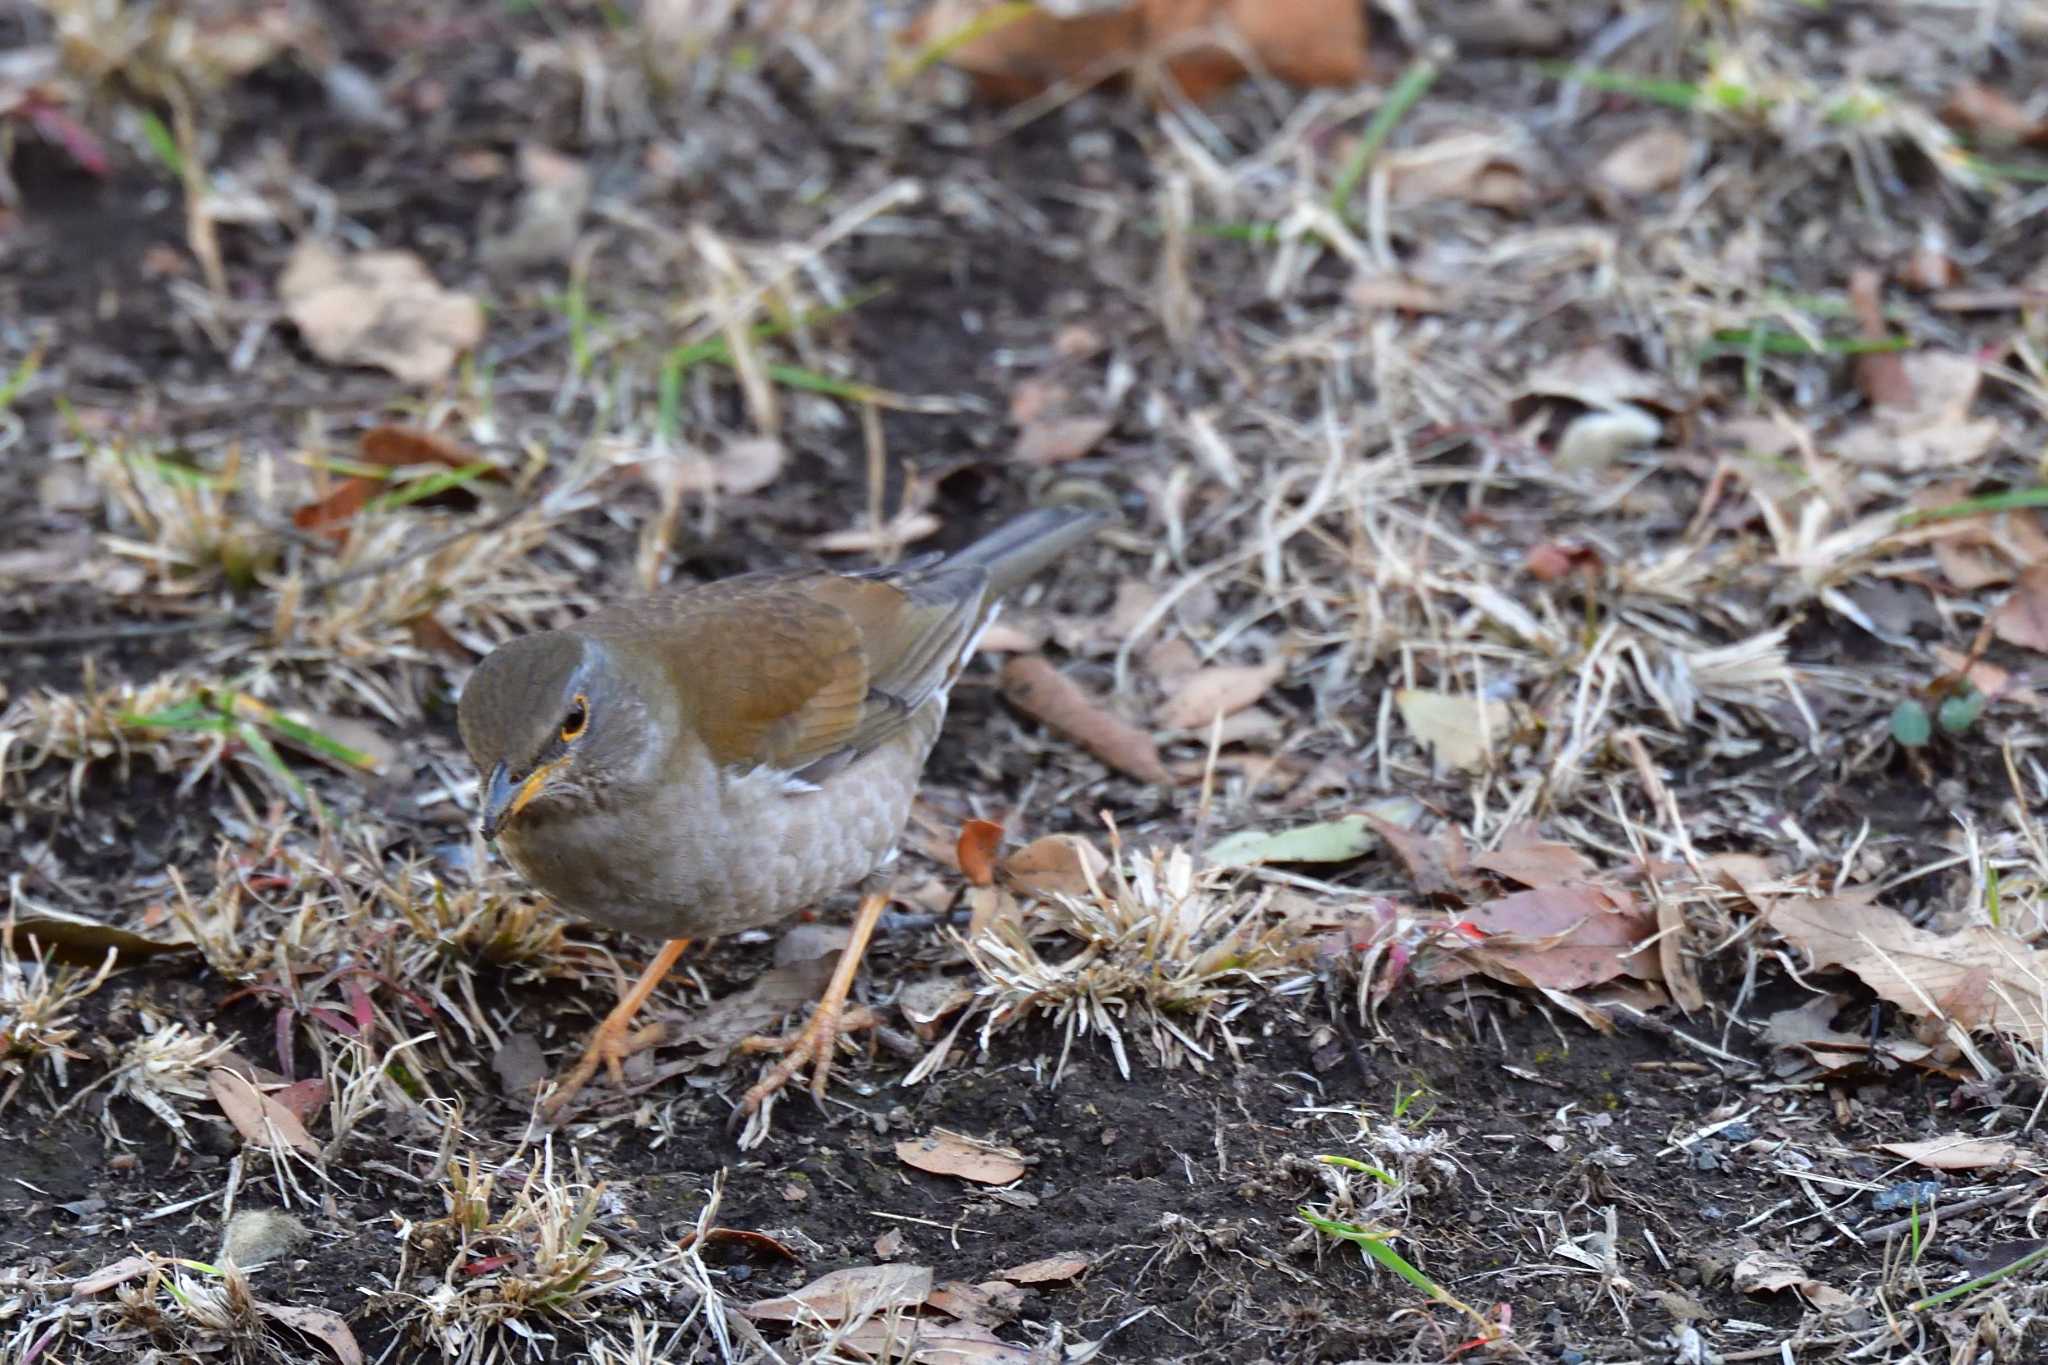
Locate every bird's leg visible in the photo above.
<box><xmin>736</xmin><ymin>890</ymin><xmax>889</xmax><ymax>1114</ymax></box>
<box><xmin>541</xmin><ymin>937</ymin><xmax>690</xmax><ymax>1121</ymax></box>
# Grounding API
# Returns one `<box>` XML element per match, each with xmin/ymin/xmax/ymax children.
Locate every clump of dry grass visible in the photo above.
<box><xmin>947</xmin><ymin>833</ymin><xmax>1313</xmax><ymax>1083</ymax></box>
<box><xmin>388</xmin><ymin>1142</ymin><xmax>678</xmax><ymax>1365</ymax></box>
<box><xmin>0</xmin><ymin>919</ymin><xmax>117</xmax><ymax>1111</ymax></box>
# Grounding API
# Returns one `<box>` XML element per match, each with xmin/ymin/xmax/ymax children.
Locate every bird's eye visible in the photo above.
<box><xmin>560</xmin><ymin>694</ymin><xmax>589</xmax><ymax>743</ymax></box>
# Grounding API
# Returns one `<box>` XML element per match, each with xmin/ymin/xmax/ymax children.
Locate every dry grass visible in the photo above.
<box><xmin>7</xmin><ymin>0</ymin><xmax>2048</xmax><ymax>1359</ymax></box>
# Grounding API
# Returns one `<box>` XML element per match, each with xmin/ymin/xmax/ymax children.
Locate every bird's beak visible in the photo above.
<box><xmin>479</xmin><ymin>758</ymin><xmax>561</xmax><ymax>842</ymax></box>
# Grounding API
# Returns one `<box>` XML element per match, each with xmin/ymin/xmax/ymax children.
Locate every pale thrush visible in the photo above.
<box><xmin>457</xmin><ymin>505</ymin><xmax>1108</xmax><ymax>1122</ymax></box>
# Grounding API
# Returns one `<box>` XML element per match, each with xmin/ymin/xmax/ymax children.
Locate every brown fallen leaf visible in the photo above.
<box><xmin>1941</xmin><ymin>81</ymin><xmax>2048</xmax><ymax>145</ymax></box>
<box><xmin>279</xmin><ymin>241</ymin><xmax>484</xmax><ymax>385</ymax></box>
<box><xmin>1001</xmin><ymin>1252</ymin><xmax>1089</xmax><ymax>1284</ymax></box>
<box><xmin>1849</xmin><ymin>268</ymin><xmax>1913</xmax><ymax>409</ymax></box>
<box><xmin>666</xmin><ymin>955</ymin><xmax>835</xmax><ymax>1065</ymax></box>
<box><xmin>835</xmin><ymin>1317</ymin><xmax>1033</xmax><ymax>1364</ymax></box>
<box><xmin>1918</xmin><ymin>479</ymin><xmax>2048</xmax><ymax>591</ymax></box>
<box><xmin>928</xmin><ymin>1278</ymin><xmax>1029</xmax><ymax>1327</ymax></box>
<box><xmin>1348</xmin><ymin>273</ymin><xmax>1450</xmax><ymax>313</ymax></box>
<box><xmin>1387</xmin><ymin>129</ymin><xmax>1535</xmax><ymax>211</ymax></box>
<box><xmin>1362</xmin><ymin>815</ymin><xmax>1470</xmax><ymax>898</ymax></box>
<box><xmin>1834</xmin><ymin>351</ymin><xmax>2000</xmax><ymax>471</ymax></box>
<box><xmin>1732</xmin><ymin>1250</ymin><xmax>1852</xmax><ymax>1310</ymax></box>
<box><xmin>1395</xmin><ymin>688</ymin><xmax>1516</xmax><ymax>771</ymax></box>
<box><xmin>1469</xmin><ymin>835</ymin><xmax>1596</xmax><ymax>888</ymax></box>
<box><xmin>1154</xmin><ymin>659</ymin><xmax>1285</xmax><ymax>730</ymax></box>
<box><xmin>68</xmin><ymin>1254</ymin><xmax>154</xmax><ymax>1298</ymax></box>
<box><xmin>957</xmin><ymin>819</ymin><xmax>1005</xmax><ymax>887</ymax></box>
<box><xmin>1595</xmin><ymin>123</ymin><xmax>1691</xmax><ymax>196</ymax></box>
<box><xmin>208</xmin><ymin>1068</ymin><xmax>320</xmax><ymax>1157</ymax></box>
<box><xmin>744</xmin><ymin>1263</ymin><xmax>934</xmax><ymax>1323</ymax></box>
<box><xmin>1881</xmin><ymin>1135</ymin><xmax>2026</xmax><ymax>1173</ymax></box>
<box><xmin>1001</xmin><ymin>833</ymin><xmax>1109</xmax><ymax>900</ymax></box>
<box><xmin>895</xmin><ymin>1130</ymin><xmax>1028</xmax><ymax>1185</ymax></box>
<box><xmin>257</xmin><ymin>1302</ymin><xmax>364</xmax><ymax>1365</ymax></box>
<box><xmin>294</xmin><ymin>425</ymin><xmax>488</xmax><ymax>542</ymax></box>
<box><xmin>1769</xmin><ymin>891</ymin><xmax>2048</xmax><ymax>1042</ymax></box>
<box><xmin>675</xmin><ymin>1226</ymin><xmax>802</xmax><ymax>1260</ymax></box>
<box><xmin>1015</xmin><ymin>413</ymin><xmax>1113</xmax><ymax>467</ymax></box>
<box><xmin>1450</xmin><ymin>884</ymin><xmax>1661</xmax><ymax>990</ymax></box>
<box><xmin>479</xmin><ymin>142</ymin><xmax>591</xmax><ymax>270</ymax></box>
<box><xmin>1991</xmin><ymin>565</ymin><xmax>2048</xmax><ymax>653</ymax></box>
<box><xmin>1000</xmin><ymin>654</ymin><xmax>1170</xmax><ymax>785</ymax></box>
<box><xmin>912</xmin><ymin>0</ymin><xmax>1368</xmax><ymax>108</ymax></box>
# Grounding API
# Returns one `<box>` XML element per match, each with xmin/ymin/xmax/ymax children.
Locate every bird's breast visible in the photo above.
<box><xmin>496</xmin><ymin>722</ymin><xmax>937</xmax><ymax>940</ymax></box>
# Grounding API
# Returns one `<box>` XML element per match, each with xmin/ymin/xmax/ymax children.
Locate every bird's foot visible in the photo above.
<box><xmin>539</xmin><ymin>1013</ymin><xmax>665</xmax><ymax>1123</ymax></box>
<box><xmin>734</xmin><ymin>1001</ymin><xmax>881</xmax><ymax>1121</ymax></box>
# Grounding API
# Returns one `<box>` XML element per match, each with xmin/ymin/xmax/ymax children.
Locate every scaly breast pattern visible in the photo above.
<box><xmin>501</xmin><ymin>704</ymin><xmax>942</xmax><ymax>941</ymax></box>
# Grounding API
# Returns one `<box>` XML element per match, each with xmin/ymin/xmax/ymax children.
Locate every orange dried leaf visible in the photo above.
<box><xmin>208</xmin><ymin>1068</ymin><xmax>319</xmax><ymax>1157</ymax></box>
<box><xmin>1001</xmin><ymin>833</ymin><xmax>1108</xmax><ymax>900</ymax></box>
<box><xmin>1001</xmin><ymin>1252</ymin><xmax>1090</xmax><ymax>1283</ymax></box>
<box><xmin>957</xmin><ymin>818</ymin><xmax>1005</xmax><ymax>887</ymax></box>
<box><xmin>744</xmin><ymin>1264</ymin><xmax>935</xmax><ymax>1323</ymax></box>
<box><xmin>1000</xmin><ymin>654</ymin><xmax>1170</xmax><ymax>785</ymax></box>
<box><xmin>1992</xmin><ymin>565</ymin><xmax>2048</xmax><ymax>653</ymax></box>
<box><xmin>895</xmin><ymin>1130</ymin><xmax>1028</xmax><ymax>1185</ymax></box>
<box><xmin>1154</xmin><ymin>659</ymin><xmax>1284</xmax><ymax>730</ymax></box>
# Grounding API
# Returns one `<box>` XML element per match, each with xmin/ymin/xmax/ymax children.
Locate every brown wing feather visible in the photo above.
<box><xmin>575</xmin><ymin>576</ymin><xmax>870</xmax><ymax>771</ymax></box>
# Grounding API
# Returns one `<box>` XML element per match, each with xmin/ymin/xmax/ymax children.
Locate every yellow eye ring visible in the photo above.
<box><xmin>560</xmin><ymin>693</ymin><xmax>589</xmax><ymax>743</ymax></box>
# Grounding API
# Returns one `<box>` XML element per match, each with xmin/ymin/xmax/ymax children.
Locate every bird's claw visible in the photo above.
<box><xmin>730</xmin><ymin>1002</ymin><xmax>880</xmax><ymax>1137</ymax></box>
<box><xmin>539</xmin><ymin>1018</ymin><xmax>664</xmax><ymax>1123</ymax></box>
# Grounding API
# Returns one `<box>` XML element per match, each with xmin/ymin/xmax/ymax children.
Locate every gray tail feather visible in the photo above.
<box><xmin>941</xmin><ymin>504</ymin><xmax>1113</xmax><ymax>597</ymax></box>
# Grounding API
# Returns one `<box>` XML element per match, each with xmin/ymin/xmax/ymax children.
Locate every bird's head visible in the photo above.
<box><xmin>458</xmin><ymin>632</ymin><xmax>654</xmax><ymax>841</ymax></box>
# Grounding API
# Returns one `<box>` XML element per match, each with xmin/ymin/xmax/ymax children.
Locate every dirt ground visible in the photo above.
<box><xmin>6</xmin><ymin>2</ymin><xmax>2048</xmax><ymax>1362</ymax></box>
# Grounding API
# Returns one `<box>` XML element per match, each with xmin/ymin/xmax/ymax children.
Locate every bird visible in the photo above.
<box><xmin>456</xmin><ymin>504</ymin><xmax>1109</xmax><ymax>1126</ymax></box>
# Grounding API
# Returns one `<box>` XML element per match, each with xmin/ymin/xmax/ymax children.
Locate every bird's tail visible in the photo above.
<box><xmin>942</xmin><ymin>504</ymin><xmax>1113</xmax><ymax>598</ymax></box>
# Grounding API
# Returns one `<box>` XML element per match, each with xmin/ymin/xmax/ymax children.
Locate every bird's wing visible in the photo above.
<box><xmin>577</xmin><ymin>569</ymin><xmax>984</xmax><ymax>778</ymax></box>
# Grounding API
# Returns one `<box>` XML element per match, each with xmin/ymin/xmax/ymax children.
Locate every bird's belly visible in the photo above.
<box><xmin>500</xmin><ymin>739</ymin><xmax>926</xmax><ymax>941</ymax></box>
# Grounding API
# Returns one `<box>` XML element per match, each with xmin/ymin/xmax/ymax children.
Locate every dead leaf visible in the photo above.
<box><xmin>874</xmin><ymin>1227</ymin><xmax>907</xmax><ymax>1258</ymax></box>
<box><xmin>675</xmin><ymin>1226</ymin><xmax>801</xmax><ymax>1260</ymax></box>
<box><xmin>1000</xmin><ymin>834</ymin><xmax>1108</xmax><ymax>899</ymax></box>
<box><xmin>278</xmin><ymin>241</ymin><xmax>485</xmax><ymax>385</ymax></box>
<box><xmin>1002</xmin><ymin>1253</ymin><xmax>1089</xmax><ymax>1284</ymax></box>
<box><xmin>208</xmin><ymin>1068</ymin><xmax>319</xmax><ymax>1157</ymax></box>
<box><xmin>1207</xmin><ymin>815</ymin><xmax>1375</xmax><ymax>868</ymax></box>
<box><xmin>1732</xmin><ymin>1250</ymin><xmax>1848</xmax><ymax>1309</ymax></box>
<box><xmin>1387</xmin><ymin>130</ymin><xmax>1534</xmax><ymax>211</ymax></box>
<box><xmin>1835</xmin><ymin>351</ymin><xmax>2000</xmax><ymax>471</ymax></box>
<box><xmin>716</xmin><ymin>437</ymin><xmax>787</xmax><ymax>496</ymax></box>
<box><xmin>913</xmin><ymin>0</ymin><xmax>1368</xmax><ymax>107</ymax></box>
<box><xmin>928</xmin><ymin>1279</ymin><xmax>1029</xmax><ymax>1327</ymax></box>
<box><xmin>257</xmin><ymin>1302</ymin><xmax>364</xmax><ymax>1365</ymax></box>
<box><xmin>5</xmin><ymin>906</ymin><xmax>193</xmax><ymax>965</ymax></box>
<box><xmin>1770</xmin><ymin>891</ymin><xmax>2048</xmax><ymax>1043</ymax></box>
<box><xmin>1016</xmin><ymin>413</ymin><xmax>1113</xmax><ymax>467</ymax></box>
<box><xmin>667</xmin><ymin>956</ymin><xmax>835</xmax><ymax>1065</ymax></box>
<box><xmin>1363</xmin><ymin>812</ymin><xmax>1470</xmax><ymax>897</ymax></box>
<box><xmin>294</xmin><ymin>426</ymin><xmax>489</xmax><ymax>542</ymax></box>
<box><xmin>896</xmin><ymin>1130</ymin><xmax>1028</xmax><ymax>1185</ymax></box>
<box><xmin>957</xmin><ymin>819</ymin><xmax>1005</xmax><ymax>887</ymax></box>
<box><xmin>1446</xmin><ymin>884</ymin><xmax>1661</xmax><ymax>989</ymax></box>
<box><xmin>1882</xmin><ymin>1135</ymin><xmax>2025</xmax><ymax>1172</ymax></box>
<box><xmin>1941</xmin><ymin>81</ymin><xmax>2048</xmax><ymax>145</ymax></box>
<box><xmin>1524</xmin><ymin>540</ymin><xmax>1602</xmax><ymax>582</ymax></box>
<box><xmin>1469</xmin><ymin>838</ymin><xmax>1596</xmax><ymax>888</ymax></box>
<box><xmin>1596</xmin><ymin>124</ymin><xmax>1691</xmax><ymax>195</ymax></box>
<box><xmin>744</xmin><ymin>1263</ymin><xmax>934</xmax><ymax>1323</ymax></box>
<box><xmin>1992</xmin><ymin>565</ymin><xmax>2048</xmax><ymax>653</ymax></box>
<box><xmin>811</xmin><ymin>511</ymin><xmax>944</xmax><ymax>554</ymax></box>
<box><xmin>1348</xmin><ymin>273</ymin><xmax>1449</xmax><ymax>313</ymax></box>
<box><xmin>1395</xmin><ymin>688</ymin><xmax>1516</xmax><ymax>771</ymax></box>
<box><xmin>69</xmin><ymin>1254</ymin><xmax>153</xmax><ymax>1297</ymax></box>
<box><xmin>1919</xmin><ymin>480</ymin><xmax>2048</xmax><ymax>590</ymax></box>
<box><xmin>834</xmin><ymin>1317</ymin><xmax>1033</xmax><ymax>1364</ymax></box>
<box><xmin>1154</xmin><ymin>659</ymin><xmax>1285</xmax><ymax>730</ymax></box>
<box><xmin>480</xmin><ymin>143</ymin><xmax>591</xmax><ymax>269</ymax></box>
<box><xmin>1523</xmin><ymin>344</ymin><xmax>1664</xmax><ymax>410</ymax></box>
<box><xmin>999</xmin><ymin>655</ymin><xmax>1170</xmax><ymax>785</ymax></box>
<box><xmin>1849</xmin><ymin>268</ymin><xmax>1913</xmax><ymax>409</ymax></box>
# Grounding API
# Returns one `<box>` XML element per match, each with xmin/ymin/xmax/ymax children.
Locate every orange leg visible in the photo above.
<box><xmin>736</xmin><ymin>891</ymin><xmax>889</xmax><ymax>1115</ymax></box>
<box><xmin>540</xmin><ymin>937</ymin><xmax>690</xmax><ymax>1121</ymax></box>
